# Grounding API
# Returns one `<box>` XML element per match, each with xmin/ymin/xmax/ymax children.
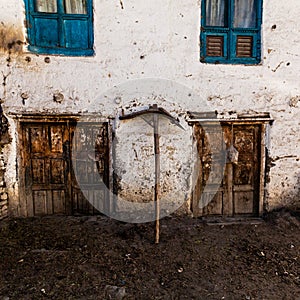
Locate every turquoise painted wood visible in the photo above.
<box><xmin>34</xmin><ymin>17</ymin><xmax>59</xmax><ymax>48</ymax></box>
<box><xmin>200</xmin><ymin>0</ymin><xmax>262</xmax><ymax>65</ymax></box>
<box><xmin>24</xmin><ymin>0</ymin><xmax>94</xmax><ymax>56</ymax></box>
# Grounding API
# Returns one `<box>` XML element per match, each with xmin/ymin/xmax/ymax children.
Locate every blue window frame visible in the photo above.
<box><xmin>24</xmin><ymin>0</ymin><xmax>94</xmax><ymax>56</ymax></box>
<box><xmin>200</xmin><ymin>0</ymin><xmax>262</xmax><ymax>64</ymax></box>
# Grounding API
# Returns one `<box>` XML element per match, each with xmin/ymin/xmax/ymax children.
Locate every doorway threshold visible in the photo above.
<box><xmin>201</xmin><ymin>216</ymin><xmax>264</xmax><ymax>226</ymax></box>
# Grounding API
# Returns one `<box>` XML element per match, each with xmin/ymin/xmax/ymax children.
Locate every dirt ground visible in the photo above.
<box><xmin>0</xmin><ymin>209</ymin><xmax>299</xmax><ymax>300</ymax></box>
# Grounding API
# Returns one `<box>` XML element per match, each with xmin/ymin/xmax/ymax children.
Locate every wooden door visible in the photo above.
<box><xmin>192</xmin><ymin>124</ymin><xmax>227</xmax><ymax>216</ymax></box>
<box><xmin>70</xmin><ymin>122</ymin><xmax>110</xmax><ymax>215</ymax></box>
<box><xmin>20</xmin><ymin>122</ymin><xmax>72</xmax><ymax>216</ymax></box>
<box><xmin>19</xmin><ymin>120</ymin><xmax>109</xmax><ymax>216</ymax></box>
<box><xmin>231</xmin><ymin>125</ymin><xmax>260</xmax><ymax>215</ymax></box>
<box><xmin>192</xmin><ymin>123</ymin><xmax>261</xmax><ymax>218</ymax></box>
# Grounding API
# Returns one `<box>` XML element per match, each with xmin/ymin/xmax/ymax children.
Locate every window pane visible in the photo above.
<box><xmin>65</xmin><ymin>0</ymin><xmax>87</xmax><ymax>14</ymax></box>
<box><xmin>64</xmin><ymin>19</ymin><xmax>89</xmax><ymax>48</ymax></box>
<box><xmin>34</xmin><ymin>18</ymin><xmax>59</xmax><ymax>47</ymax></box>
<box><xmin>234</xmin><ymin>0</ymin><xmax>256</xmax><ymax>28</ymax></box>
<box><xmin>205</xmin><ymin>0</ymin><xmax>226</xmax><ymax>27</ymax></box>
<box><xmin>35</xmin><ymin>0</ymin><xmax>57</xmax><ymax>13</ymax></box>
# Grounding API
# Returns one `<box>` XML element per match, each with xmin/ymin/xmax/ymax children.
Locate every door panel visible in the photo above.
<box><xmin>234</xmin><ymin>191</ymin><xmax>254</xmax><ymax>214</ymax></box>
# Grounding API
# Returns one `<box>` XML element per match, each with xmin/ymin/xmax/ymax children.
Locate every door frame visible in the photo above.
<box><xmin>190</xmin><ymin>118</ymin><xmax>271</xmax><ymax>218</ymax></box>
<box><xmin>15</xmin><ymin>114</ymin><xmax>113</xmax><ymax>217</ymax></box>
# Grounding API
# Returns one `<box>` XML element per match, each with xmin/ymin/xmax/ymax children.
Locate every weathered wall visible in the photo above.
<box><xmin>0</xmin><ymin>114</ymin><xmax>12</xmax><ymax>219</ymax></box>
<box><xmin>114</xmin><ymin>113</ymin><xmax>192</xmax><ymax>217</ymax></box>
<box><xmin>0</xmin><ymin>0</ymin><xmax>300</xmax><ymax>216</ymax></box>
<box><xmin>0</xmin><ymin>148</ymin><xmax>8</xmax><ymax>219</ymax></box>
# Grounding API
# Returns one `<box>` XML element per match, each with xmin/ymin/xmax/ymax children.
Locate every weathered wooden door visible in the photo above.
<box><xmin>231</xmin><ymin>125</ymin><xmax>260</xmax><ymax>215</ymax></box>
<box><xmin>70</xmin><ymin>122</ymin><xmax>110</xmax><ymax>215</ymax></box>
<box><xmin>20</xmin><ymin>122</ymin><xmax>72</xmax><ymax>216</ymax></box>
<box><xmin>192</xmin><ymin>123</ymin><xmax>261</xmax><ymax>218</ymax></box>
<box><xmin>19</xmin><ymin>120</ymin><xmax>109</xmax><ymax>217</ymax></box>
<box><xmin>192</xmin><ymin>124</ymin><xmax>227</xmax><ymax>216</ymax></box>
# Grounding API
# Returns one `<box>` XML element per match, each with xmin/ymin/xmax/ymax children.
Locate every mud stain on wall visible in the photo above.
<box><xmin>0</xmin><ymin>23</ymin><xmax>24</xmax><ymax>54</ymax></box>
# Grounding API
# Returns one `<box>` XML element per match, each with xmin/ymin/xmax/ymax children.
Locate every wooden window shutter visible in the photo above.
<box><xmin>206</xmin><ymin>36</ymin><xmax>224</xmax><ymax>57</ymax></box>
<box><xmin>24</xmin><ymin>0</ymin><xmax>94</xmax><ymax>56</ymax></box>
<box><xmin>236</xmin><ymin>36</ymin><xmax>253</xmax><ymax>58</ymax></box>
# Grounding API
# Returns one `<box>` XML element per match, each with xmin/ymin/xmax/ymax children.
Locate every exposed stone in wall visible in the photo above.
<box><xmin>288</xmin><ymin>95</ymin><xmax>300</xmax><ymax>108</ymax></box>
<box><xmin>0</xmin><ymin>111</ymin><xmax>10</xmax><ymax>219</ymax></box>
<box><xmin>0</xmin><ymin>150</ymin><xmax>8</xmax><ymax>219</ymax></box>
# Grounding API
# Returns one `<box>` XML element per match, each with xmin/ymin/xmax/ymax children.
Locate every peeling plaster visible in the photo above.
<box><xmin>288</xmin><ymin>95</ymin><xmax>300</xmax><ymax>108</ymax></box>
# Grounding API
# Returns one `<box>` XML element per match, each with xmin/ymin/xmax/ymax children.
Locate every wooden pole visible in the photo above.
<box><xmin>153</xmin><ymin>112</ymin><xmax>160</xmax><ymax>244</ymax></box>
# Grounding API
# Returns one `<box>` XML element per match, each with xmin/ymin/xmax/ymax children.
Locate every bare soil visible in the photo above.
<box><xmin>0</xmin><ymin>210</ymin><xmax>299</xmax><ymax>300</ymax></box>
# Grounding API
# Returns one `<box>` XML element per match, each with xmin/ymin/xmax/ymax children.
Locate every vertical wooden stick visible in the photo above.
<box><xmin>153</xmin><ymin>112</ymin><xmax>160</xmax><ymax>244</ymax></box>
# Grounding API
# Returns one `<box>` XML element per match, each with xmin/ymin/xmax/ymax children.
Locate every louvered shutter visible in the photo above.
<box><xmin>201</xmin><ymin>32</ymin><xmax>228</xmax><ymax>63</ymax></box>
<box><xmin>206</xmin><ymin>36</ymin><xmax>224</xmax><ymax>57</ymax></box>
<box><xmin>236</xmin><ymin>36</ymin><xmax>253</xmax><ymax>57</ymax></box>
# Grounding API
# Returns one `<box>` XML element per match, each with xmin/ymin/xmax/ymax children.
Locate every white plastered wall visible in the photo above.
<box><xmin>0</xmin><ymin>0</ymin><xmax>299</xmax><ymax>215</ymax></box>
